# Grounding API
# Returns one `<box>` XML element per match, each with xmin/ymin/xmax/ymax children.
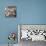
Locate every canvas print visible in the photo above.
<box><xmin>18</xmin><ymin>25</ymin><xmax>46</xmax><ymax>46</ymax></box>
<box><xmin>5</xmin><ymin>6</ymin><xmax>16</xmax><ymax>17</ymax></box>
<box><xmin>18</xmin><ymin>25</ymin><xmax>46</xmax><ymax>41</ymax></box>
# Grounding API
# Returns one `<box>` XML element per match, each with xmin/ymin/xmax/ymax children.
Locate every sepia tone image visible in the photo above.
<box><xmin>5</xmin><ymin>6</ymin><xmax>16</xmax><ymax>17</ymax></box>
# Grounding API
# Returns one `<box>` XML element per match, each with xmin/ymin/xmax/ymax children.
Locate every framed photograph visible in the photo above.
<box><xmin>5</xmin><ymin>5</ymin><xmax>16</xmax><ymax>17</ymax></box>
<box><xmin>18</xmin><ymin>24</ymin><xmax>46</xmax><ymax>41</ymax></box>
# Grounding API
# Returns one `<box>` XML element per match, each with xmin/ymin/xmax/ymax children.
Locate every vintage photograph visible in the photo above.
<box><xmin>5</xmin><ymin>5</ymin><xmax>16</xmax><ymax>17</ymax></box>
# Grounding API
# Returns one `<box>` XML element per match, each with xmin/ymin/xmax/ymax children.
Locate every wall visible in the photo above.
<box><xmin>20</xmin><ymin>0</ymin><xmax>46</xmax><ymax>24</ymax></box>
<box><xmin>0</xmin><ymin>0</ymin><xmax>46</xmax><ymax>44</ymax></box>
